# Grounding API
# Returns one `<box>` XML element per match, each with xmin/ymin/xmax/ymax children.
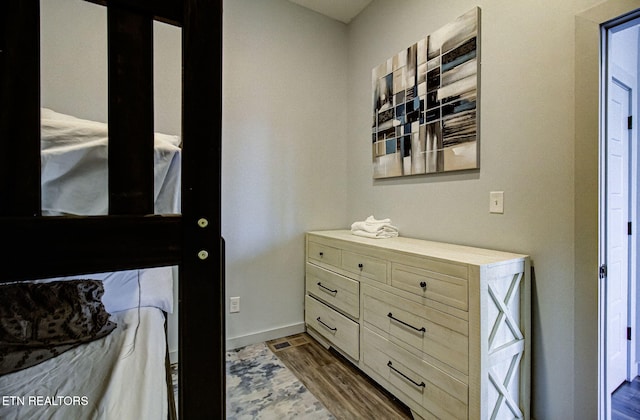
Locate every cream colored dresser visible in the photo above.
<box><xmin>304</xmin><ymin>230</ymin><xmax>530</xmax><ymax>420</ymax></box>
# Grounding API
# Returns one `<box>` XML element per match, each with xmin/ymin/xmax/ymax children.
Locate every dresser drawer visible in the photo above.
<box><xmin>392</xmin><ymin>263</ymin><xmax>468</xmax><ymax>310</ymax></box>
<box><xmin>362</xmin><ymin>284</ymin><xmax>468</xmax><ymax>374</ymax></box>
<box><xmin>362</xmin><ymin>328</ymin><xmax>468</xmax><ymax>419</ymax></box>
<box><xmin>306</xmin><ymin>263</ymin><xmax>359</xmax><ymax>319</ymax></box>
<box><xmin>308</xmin><ymin>241</ymin><xmax>341</xmax><ymax>268</ymax></box>
<box><xmin>305</xmin><ymin>295</ymin><xmax>359</xmax><ymax>360</ymax></box>
<box><xmin>342</xmin><ymin>251</ymin><xmax>387</xmax><ymax>283</ymax></box>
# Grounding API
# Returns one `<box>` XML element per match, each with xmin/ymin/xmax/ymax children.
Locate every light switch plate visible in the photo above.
<box><xmin>490</xmin><ymin>191</ymin><xmax>504</xmax><ymax>214</ymax></box>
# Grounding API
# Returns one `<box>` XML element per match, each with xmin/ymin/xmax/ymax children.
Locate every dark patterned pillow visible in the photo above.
<box><xmin>0</xmin><ymin>280</ymin><xmax>117</xmax><ymax>375</ymax></box>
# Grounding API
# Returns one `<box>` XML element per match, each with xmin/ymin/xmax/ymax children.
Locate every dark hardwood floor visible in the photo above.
<box><xmin>267</xmin><ymin>333</ymin><xmax>413</xmax><ymax>420</ymax></box>
<box><xmin>265</xmin><ymin>336</ymin><xmax>640</xmax><ymax>420</ymax></box>
<box><xmin>613</xmin><ymin>377</ymin><xmax>640</xmax><ymax>420</ymax></box>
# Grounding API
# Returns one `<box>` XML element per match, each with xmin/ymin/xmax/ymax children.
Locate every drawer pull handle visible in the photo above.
<box><xmin>358</xmin><ymin>263</ymin><xmax>364</xmax><ymax>269</ymax></box>
<box><xmin>316</xmin><ymin>317</ymin><xmax>337</xmax><ymax>332</ymax></box>
<box><xmin>317</xmin><ymin>282</ymin><xmax>338</xmax><ymax>294</ymax></box>
<box><xmin>319</xmin><ymin>252</ymin><xmax>324</xmax><ymax>257</ymax></box>
<box><xmin>419</xmin><ymin>281</ymin><xmax>427</xmax><ymax>288</ymax></box>
<box><xmin>387</xmin><ymin>361</ymin><xmax>426</xmax><ymax>388</ymax></box>
<box><xmin>387</xmin><ymin>312</ymin><xmax>426</xmax><ymax>332</ymax></box>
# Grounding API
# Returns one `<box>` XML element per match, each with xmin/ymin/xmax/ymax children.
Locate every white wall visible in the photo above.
<box><xmin>346</xmin><ymin>1</ymin><xmax>598</xmax><ymax>418</ymax></box>
<box><xmin>222</xmin><ymin>0</ymin><xmax>349</xmax><ymax>347</ymax></box>
<box><xmin>40</xmin><ymin>0</ymin><xmax>107</xmax><ymax>123</ymax></box>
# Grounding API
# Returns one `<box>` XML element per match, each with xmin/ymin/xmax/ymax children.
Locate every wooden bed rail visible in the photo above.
<box><xmin>0</xmin><ymin>215</ymin><xmax>182</xmax><ymax>283</ymax></box>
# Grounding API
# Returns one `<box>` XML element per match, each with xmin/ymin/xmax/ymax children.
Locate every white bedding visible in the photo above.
<box><xmin>40</xmin><ymin>108</ymin><xmax>181</xmax><ymax>216</ymax></box>
<box><xmin>0</xmin><ymin>307</ymin><xmax>169</xmax><ymax>420</ymax></box>
<box><xmin>41</xmin><ymin>266</ymin><xmax>175</xmax><ymax>315</ymax></box>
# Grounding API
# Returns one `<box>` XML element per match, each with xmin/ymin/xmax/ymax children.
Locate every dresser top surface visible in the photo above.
<box><xmin>307</xmin><ymin>230</ymin><xmax>529</xmax><ymax>266</ymax></box>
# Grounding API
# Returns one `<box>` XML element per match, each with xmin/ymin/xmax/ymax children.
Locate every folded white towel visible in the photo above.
<box><xmin>352</xmin><ymin>229</ymin><xmax>398</xmax><ymax>239</ymax></box>
<box><xmin>350</xmin><ymin>215</ymin><xmax>399</xmax><ymax>238</ymax></box>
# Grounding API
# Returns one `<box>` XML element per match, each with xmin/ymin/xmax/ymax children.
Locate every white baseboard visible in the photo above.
<box><xmin>226</xmin><ymin>322</ymin><xmax>306</xmax><ymax>350</ymax></box>
<box><xmin>168</xmin><ymin>322</ymin><xmax>306</xmax><ymax>363</ymax></box>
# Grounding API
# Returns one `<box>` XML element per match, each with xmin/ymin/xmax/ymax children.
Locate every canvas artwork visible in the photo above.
<box><xmin>372</xmin><ymin>7</ymin><xmax>480</xmax><ymax>179</ymax></box>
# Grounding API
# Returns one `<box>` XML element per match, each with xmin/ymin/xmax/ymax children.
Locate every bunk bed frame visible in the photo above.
<box><xmin>0</xmin><ymin>0</ymin><xmax>224</xmax><ymax>418</ymax></box>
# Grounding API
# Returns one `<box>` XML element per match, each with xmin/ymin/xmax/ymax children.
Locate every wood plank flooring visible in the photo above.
<box><xmin>613</xmin><ymin>377</ymin><xmax>640</xmax><ymax>420</ymax></box>
<box><xmin>267</xmin><ymin>333</ymin><xmax>413</xmax><ymax>420</ymax></box>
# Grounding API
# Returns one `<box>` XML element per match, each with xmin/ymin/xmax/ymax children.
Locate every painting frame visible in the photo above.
<box><xmin>372</xmin><ymin>7</ymin><xmax>481</xmax><ymax>179</ymax></box>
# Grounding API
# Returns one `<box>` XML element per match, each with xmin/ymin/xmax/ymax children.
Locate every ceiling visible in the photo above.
<box><xmin>287</xmin><ymin>0</ymin><xmax>373</xmax><ymax>24</ymax></box>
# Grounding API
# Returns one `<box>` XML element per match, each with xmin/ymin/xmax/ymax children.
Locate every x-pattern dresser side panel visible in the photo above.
<box><xmin>485</xmin><ymin>265</ymin><xmax>527</xmax><ymax>420</ymax></box>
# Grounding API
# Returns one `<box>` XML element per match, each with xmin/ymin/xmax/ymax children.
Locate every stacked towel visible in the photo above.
<box><xmin>350</xmin><ymin>216</ymin><xmax>399</xmax><ymax>239</ymax></box>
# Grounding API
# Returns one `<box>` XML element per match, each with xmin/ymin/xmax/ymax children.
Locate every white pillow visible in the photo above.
<box><xmin>35</xmin><ymin>266</ymin><xmax>175</xmax><ymax>314</ymax></box>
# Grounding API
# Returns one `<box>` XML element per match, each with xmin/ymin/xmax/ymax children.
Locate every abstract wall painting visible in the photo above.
<box><xmin>372</xmin><ymin>7</ymin><xmax>480</xmax><ymax>179</ymax></box>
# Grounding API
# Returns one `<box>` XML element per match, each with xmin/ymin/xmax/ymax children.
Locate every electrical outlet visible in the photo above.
<box><xmin>230</xmin><ymin>297</ymin><xmax>240</xmax><ymax>313</ymax></box>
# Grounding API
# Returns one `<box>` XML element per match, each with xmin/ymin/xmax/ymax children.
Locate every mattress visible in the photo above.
<box><xmin>0</xmin><ymin>307</ymin><xmax>169</xmax><ymax>420</ymax></box>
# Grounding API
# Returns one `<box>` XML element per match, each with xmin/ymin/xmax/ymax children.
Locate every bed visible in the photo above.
<box><xmin>1</xmin><ymin>109</ymin><xmax>179</xmax><ymax>419</ymax></box>
<box><xmin>0</xmin><ymin>1</ymin><xmax>223</xmax><ymax>418</ymax></box>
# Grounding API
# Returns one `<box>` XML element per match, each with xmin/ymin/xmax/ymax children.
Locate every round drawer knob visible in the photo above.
<box><xmin>198</xmin><ymin>250</ymin><xmax>209</xmax><ymax>260</ymax></box>
<box><xmin>319</xmin><ymin>252</ymin><xmax>324</xmax><ymax>257</ymax></box>
<box><xmin>420</xmin><ymin>281</ymin><xmax>427</xmax><ymax>288</ymax></box>
<box><xmin>358</xmin><ymin>263</ymin><xmax>364</xmax><ymax>269</ymax></box>
<box><xmin>197</xmin><ymin>218</ymin><xmax>209</xmax><ymax>228</ymax></box>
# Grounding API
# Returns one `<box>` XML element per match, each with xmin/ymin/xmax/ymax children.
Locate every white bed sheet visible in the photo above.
<box><xmin>0</xmin><ymin>308</ymin><xmax>168</xmax><ymax>420</ymax></box>
<box><xmin>40</xmin><ymin>108</ymin><xmax>181</xmax><ymax>216</ymax></box>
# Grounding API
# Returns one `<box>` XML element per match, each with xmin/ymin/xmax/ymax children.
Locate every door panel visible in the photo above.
<box><xmin>606</xmin><ymin>77</ymin><xmax>631</xmax><ymax>396</ymax></box>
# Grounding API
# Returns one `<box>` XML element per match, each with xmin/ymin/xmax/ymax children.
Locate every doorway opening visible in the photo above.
<box><xmin>601</xmin><ymin>11</ymin><xmax>640</xmax><ymax>420</ymax></box>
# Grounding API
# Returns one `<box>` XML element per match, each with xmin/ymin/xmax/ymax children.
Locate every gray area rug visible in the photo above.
<box><xmin>171</xmin><ymin>342</ymin><xmax>334</xmax><ymax>419</ymax></box>
<box><xmin>226</xmin><ymin>342</ymin><xmax>334</xmax><ymax>419</ymax></box>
